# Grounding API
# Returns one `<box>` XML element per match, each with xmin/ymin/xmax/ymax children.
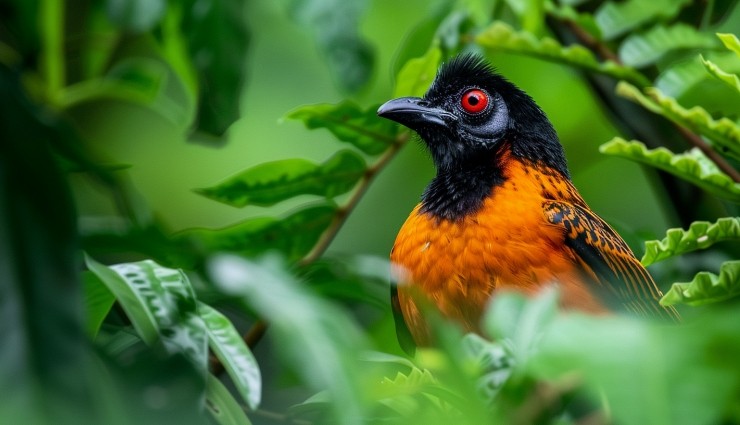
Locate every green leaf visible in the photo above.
<box><xmin>702</xmin><ymin>55</ymin><xmax>740</xmax><ymax>93</ymax></box>
<box><xmin>642</xmin><ymin>218</ymin><xmax>740</xmax><ymax>266</ymax></box>
<box><xmin>195</xmin><ymin>150</ymin><xmax>366</xmax><ymax>208</ymax></box>
<box><xmin>656</xmin><ymin>52</ymin><xmax>740</xmax><ymax>99</ymax></box>
<box><xmin>475</xmin><ymin>21</ymin><xmax>650</xmax><ymax>86</ymax></box>
<box><xmin>617</xmin><ymin>82</ymin><xmax>740</xmax><ymax>159</ymax></box>
<box><xmin>180</xmin><ymin>0</ymin><xmax>250</xmax><ymax>138</ymax></box>
<box><xmin>393</xmin><ymin>44</ymin><xmax>442</xmax><ymax>98</ymax></box>
<box><xmin>206</xmin><ymin>374</ymin><xmax>253</xmax><ymax>425</ymax></box>
<box><xmin>483</xmin><ymin>288</ymin><xmax>558</xmax><ymax>363</ymax></box>
<box><xmin>288</xmin><ymin>0</ymin><xmax>374</xmax><ymax>93</ymax></box>
<box><xmin>209</xmin><ymin>254</ymin><xmax>369</xmax><ymax>425</ymax></box>
<box><xmin>619</xmin><ymin>24</ymin><xmax>720</xmax><ymax>68</ymax></box>
<box><xmin>532</xmin><ymin>309</ymin><xmax>739</xmax><ymax>425</ymax></box>
<box><xmin>660</xmin><ymin>260</ymin><xmax>740</xmax><ymax>306</ymax></box>
<box><xmin>0</xmin><ymin>66</ymin><xmax>96</xmax><ymax>423</ymax></box>
<box><xmin>286</xmin><ymin>101</ymin><xmax>398</xmax><ymax>155</ymax></box>
<box><xmin>599</xmin><ymin>138</ymin><xmax>740</xmax><ymax>202</ymax></box>
<box><xmin>82</xmin><ymin>271</ymin><xmax>116</xmax><ymax>337</ymax></box>
<box><xmin>58</xmin><ymin>58</ymin><xmax>191</xmax><ymax>127</ymax></box>
<box><xmin>718</xmin><ymin>33</ymin><xmax>740</xmax><ymax>57</ymax></box>
<box><xmin>85</xmin><ymin>256</ymin><xmax>209</xmax><ymax>371</ymax></box>
<box><xmin>105</xmin><ymin>0</ymin><xmax>166</xmax><ymax>33</ymax></box>
<box><xmin>199</xmin><ymin>303</ymin><xmax>261</xmax><ymax>410</ymax></box>
<box><xmin>182</xmin><ymin>203</ymin><xmax>337</xmax><ymax>262</ymax></box>
<box><xmin>594</xmin><ymin>0</ymin><xmax>691</xmax><ymax>40</ymax></box>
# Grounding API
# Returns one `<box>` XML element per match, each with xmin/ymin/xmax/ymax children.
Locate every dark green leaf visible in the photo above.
<box><xmin>195</xmin><ymin>150</ymin><xmax>367</xmax><ymax>208</ymax></box>
<box><xmin>661</xmin><ymin>260</ymin><xmax>740</xmax><ymax>306</ymax></box>
<box><xmin>0</xmin><ymin>66</ymin><xmax>96</xmax><ymax>423</ymax></box>
<box><xmin>182</xmin><ymin>203</ymin><xmax>337</xmax><ymax>262</ymax></box>
<box><xmin>205</xmin><ymin>374</ymin><xmax>254</xmax><ymax>425</ymax></box>
<box><xmin>180</xmin><ymin>0</ymin><xmax>250</xmax><ymax>138</ymax></box>
<box><xmin>300</xmin><ymin>255</ymin><xmax>390</xmax><ymax>309</ymax></box>
<box><xmin>58</xmin><ymin>57</ymin><xmax>192</xmax><ymax>127</ymax></box>
<box><xmin>82</xmin><ymin>271</ymin><xmax>116</xmax><ymax>337</ymax></box>
<box><xmin>288</xmin><ymin>0</ymin><xmax>374</xmax><ymax>92</ymax></box>
<box><xmin>287</xmin><ymin>101</ymin><xmax>398</xmax><ymax>155</ymax></box>
<box><xmin>656</xmin><ymin>52</ymin><xmax>740</xmax><ymax>101</ymax></box>
<box><xmin>619</xmin><ymin>24</ymin><xmax>720</xmax><ymax>68</ymax></box>
<box><xmin>106</xmin><ymin>0</ymin><xmax>166</xmax><ymax>33</ymax></box>
<box><xmin>594</xmin><ymin>0</ymin><xmax>692</xmax><ymax>40</ymax></box>
<box><xmin>199</xmin><ymin>303</ymin><xmax>261</xmax><ymax>410</ymax></box>
<box><xmin>208</xmin><ymin>254</ymin><xmax>369</xmax><ymax>425</ymax></box>
<box><xmin>642</xmin><ymin>217</ymin><xmax>740</xmax><ymax>266</ymax></box>
<box><xmin>85</xmin><ymin>256</ymin><xmax>209</xmax><ymax>371</ymax></box>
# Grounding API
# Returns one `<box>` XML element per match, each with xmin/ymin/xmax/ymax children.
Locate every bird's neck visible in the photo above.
<box><xmin>420</xmin><ymin>152</ymin><xmax>506</xmax><ymax>221</ymax></box>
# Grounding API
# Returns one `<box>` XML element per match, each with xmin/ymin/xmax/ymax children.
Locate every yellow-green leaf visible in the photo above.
<box><xmin>642</xmin><ymin>217</ymin><xmax>740</xmax><ymax>266</ymax></box>
<box><xmin>617</xmin><ymin>82</ymin><xmax>740</xmax><ymax>160</ymax></box>
<box><xmin>660</xmin><ymin>260</ymin><xmax>740</xmax><ymax>306</ymax></box>
<box><xmin>476</xmin><ymin>21</ymin><xmax>649</xmax><ymax>86</ymax></box>
<box><xmin>600</xmin><ymin>138</ymin><xmax>740</xmax><ymax>202</ymax></box>
<box><xmin>393</xmin><ymin>44</ymin><xmax>442</xmax><ymax>98</ymax></box>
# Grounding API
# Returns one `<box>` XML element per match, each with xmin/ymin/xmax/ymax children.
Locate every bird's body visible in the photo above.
<box><xmin>378</xmin><ymin>55</ymin><xmax>676</xmax><ymax>349</ymax></box>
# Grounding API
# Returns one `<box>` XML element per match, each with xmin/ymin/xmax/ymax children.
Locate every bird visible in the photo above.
<box><xmin>377</xmin><ymin>54</ymin><xmax>678</xmax><ymax>351</ymax></box>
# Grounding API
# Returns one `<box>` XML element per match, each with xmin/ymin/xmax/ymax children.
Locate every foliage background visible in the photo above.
<box><xmin>1</xmin><ymin>0</ymin><xmax>739</xmax><ymax>424</ymax></box>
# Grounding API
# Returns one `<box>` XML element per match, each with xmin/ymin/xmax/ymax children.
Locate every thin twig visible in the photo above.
<box><xmin>562</xmin><ymin>20</ymin><xmax>621</xmax><ymax>64</ymax></box>
<box><xmin>675</xmin><ymin>126</ymin><xmax>740</xmax><ymax>182</ymax></box>
<box><xmin>215</xmin><ymin>131</ymin><xmax>410</xmax><ymax>359</ymax></box>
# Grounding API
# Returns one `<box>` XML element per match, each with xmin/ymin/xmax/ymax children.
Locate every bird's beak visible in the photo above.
<box><xmin>377</xmin><ymin>97</ymin><xmax>456</xmax><ymax>129</ymax></box>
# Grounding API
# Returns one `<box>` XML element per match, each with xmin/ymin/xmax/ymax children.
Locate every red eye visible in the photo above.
<box><xmin>460</xmin><ymin>89</ymin><xmax>489</xmax><ymax>114</ymax></box>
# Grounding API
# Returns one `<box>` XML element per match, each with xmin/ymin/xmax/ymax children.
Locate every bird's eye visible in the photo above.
<box><xmin>460</xmin><ymin>89</ymin><xmax>489</xmax><ymax>114</ymax></box>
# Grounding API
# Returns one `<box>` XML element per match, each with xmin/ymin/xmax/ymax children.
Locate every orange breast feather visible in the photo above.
<box><xmin>391</xmin><ymin>157</ymin><xmax>605</xmax><ymax>344</ymax></box>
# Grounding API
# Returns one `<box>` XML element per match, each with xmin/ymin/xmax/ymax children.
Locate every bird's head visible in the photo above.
<box><xmin>378</xmin><ymin>54</ymin><xmax>568</xmax><ymax>177</ymax></box>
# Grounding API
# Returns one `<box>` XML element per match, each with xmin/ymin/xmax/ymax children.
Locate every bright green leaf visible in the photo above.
<box><xmin>209</xmin><ymin>254</ymin><xmax>369</xmax><ymax>425</ymax></box>
<box><xmin>656</xmin><ymin>52</ymin><xmax>740</xmax><ymax>100</ymax></box>
<box><xmin>286</xmin><ymin>101</ymin><xmax>398</xmax><ymax>155</ymax></box>
<box><xmin>393</xmin><ymin>44</ymin><xmax>442</xmax><ymax>98</ymax></box>
<box><xmin>619</xmin><ymin>24</ymin><xmax>720</xmax><ymax>68</ymax></box>
<box><xmin>106</xmin><ymin>0</ymin><xmax>166</xmax><ymax>33</ymax></box>
<box><xmin>642</xmin><ymin>218</ymin><xmax>740</xmax><ymax>266</ymax></box>
<box><xmin>82</xmin><ymin>271</ymin><xmax>116</xmax><ymax>337</ymax></box>
<box><xmin>617</xmin><ymin>82</ymin><xmax>740</xmax><ymax>159</ymax></box>
<box><xmin>205</xmin><ymin>374</ymin><xmax>253</xmax><ymax>425</ymax></box>
<box><xmin>182</xmin><ymin>203</ymin><xmax>337</xmax><ymax>262</ymax></box>
<box><xmin>718</xmin><ymin>33</ymin><xmax>740</xmax><ymax>56</ymax></box>
<box><xmin>85</xmin><ymin>256</ymin><xmax>209</xmax><ymax>371</ymax></box>
<box><xmin>288</xmin><ymin>0</ymin><xmax>374</xmax><ymax>93</ymax></box>
<box><xmin>594</xmin><ymin>0</ymin><xmax>692</xmax><ymax>40</ymax></box>
<box><xmin>199</xmin><ymin>303</ymin><xmax>261</xmax><ymax>410</ymax></box>
<box><xmin>476</xmin><ymin>21</ymin><xmax>650</xmax><ymax>86</ymax></box>
<box><xmin>195</xmin><ymin>150</ymin><xmax>366</xmax><ymax>208</ymax></box>
<box><xmin>661</xmin><ymin>260</ymin><xmax>740</xmax><ymax>306</ymax></box>
<box><xmin>599</xmin><ymin>138</ymin><xmax>740</xmax><ymax>202</ymax></box>
<box><xmin>702</xmin><ymin>55</ymin><xmax>740</xmax><ymax>93</ymax></box>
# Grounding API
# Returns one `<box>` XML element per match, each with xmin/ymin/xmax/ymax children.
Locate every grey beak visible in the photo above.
<box><xmin>377</xmin><ymin>97</ymin><xmax>456</xmax><ymax>128</ymax></box>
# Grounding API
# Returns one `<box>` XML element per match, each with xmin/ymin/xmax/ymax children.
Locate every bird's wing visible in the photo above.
<box><xmin>543</xmin><ymin>200</ymin><xmax>679</xmax><ymax>321</ymax></box>
<box><xmin>391</xmin><ymin>285</ymin><xmax>417</xmax><ymax>355</ymax></box>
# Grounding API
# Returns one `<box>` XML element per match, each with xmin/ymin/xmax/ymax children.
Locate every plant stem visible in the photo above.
<box><xmin>41</xmin><ymin>0</ymin><xmax>65</xmax><ymax>102</ymax></box>
<box><xmin>676</xmin><ymin>126</ymin><xmax>740</xmax><ymax>182</ymax></box>
<box><xmin>232</xmin><ymin>131</ymin><xmax>410</xmax><ymax>353</ymax></box>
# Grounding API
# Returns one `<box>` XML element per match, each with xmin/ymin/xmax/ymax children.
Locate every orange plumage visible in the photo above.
<box><xmin>378</xmin><ymin>54</ymin><xmax>676</xmax><ymax>350</ymax></box>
